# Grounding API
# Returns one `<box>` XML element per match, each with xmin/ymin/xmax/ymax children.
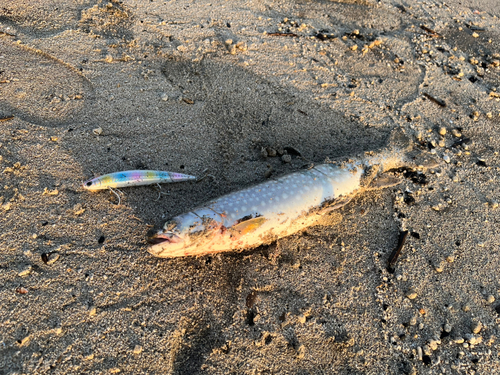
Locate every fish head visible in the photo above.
<box><xmin>148</xmin><ymin>209</ymin><xmax>224</xmax><ymax>257</ymax></box>
<box><xmin>82</xmin><ymin>177</ymin><xmax>102</xmax><ymax>191</ymax></box>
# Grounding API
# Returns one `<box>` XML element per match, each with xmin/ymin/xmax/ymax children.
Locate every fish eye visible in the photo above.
<box><xmin>86</xmin><ymin>181</ymin><xmax>92</xmax><ymax>186</ymax></box>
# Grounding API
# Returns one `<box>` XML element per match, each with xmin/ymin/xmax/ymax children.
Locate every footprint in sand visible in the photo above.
<box><xmin>0</xmin><ymin>37</ymin><xmax>92</xmax><ymax>126</ymax></box>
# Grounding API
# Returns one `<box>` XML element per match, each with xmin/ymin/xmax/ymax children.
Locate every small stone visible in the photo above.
<box><xmin>161</xmin><ymin>93</ymin><xmax>169</xmax><ymax>101</ymax></box>
<box><xmin>297</xmin><ymin>345</ymin><xmax>306</xmax><ymax>359</ymax></box>
<box><xmin>236</xmin><ymin>41</ymin><xmax>248</xmax><ymax>52</ymax></box>
<box><xmin>133</xmin><ymin>345</ymin><xmax>143</xmax><ymax>354</ymax></box>
<box><xmin>350</xmin><ymin>45</ymin><xmax>358</xmax><ymax>51</ymax></box>
<box><xmin>409</xmin><ymin>316</ymin><xmax>417</xmax><ymax>326</ymax></box>
<box><xmin>19</xmin><ymin>336</ymin><xmax>30</xmax><ymax>347</ymax></box>
<box><xmin>89</xmin><ymin>306</ymin><xmax>97</xmax><ymax>316</ymax></box>
<box><xmin>462</xmin><ymin>305</ymin><xmax>470</xmax><ymax>312</ymax></box>
<box><xmin>487</xmin><ymin>295</ymin><xmax>495</xmax><ymax>304</ymax></box>
<box><xmin>454</xmin><ymin>337</ymin><xmax>465</xmax><ymax>344</ymax></box>
<box><xmin>266</xmin><ymin>147</ymin><xmax>277</xmax><ymax>157</ymax></box>
<box><xmin>282</xmin><ymin>154</ymin><xmax>292</xmax><ymax>163</ymax></box>
<box><xmin>489</xmin><ymin>201</ymin><xmax>499</xmax><ymax>209</ymax></box>
<box><xmin>42</xmin><ymin>187</ymin><xmax>59</xmax><ymax>196</ymax></box>
<box><xmin>472</xmin><ymin>321</ymin><xmax>482</xmax><ymax>334</ymax></box>
<box><xmin>451</xmin><ymin>128</ymin><xmax>462</xmax><ymax>137</ymax></box>
<box><xmin>429</xmin><ymin>339</ymin><xmax>439</xmax><ymax>350</ymax></box>
<box><xmin>438</xmin><ymin>140</ymin><xmax>446</xmax><ymax>147</ymax></box>
<box><xmin>2</xmin><ymin>202</ymin><xmax>11</xmax><ymax>211</ymax></box>
<box><xmin>16</xmin><ymin>287</ymin><xmax>28</xmax><ymax>294</ymax></box>
<box><xmin>109</xmin><ymin>368</ymin><xmax>121</xmax><ymax>374</ymax></box>
<box><xmin>406</xmin><ymin>291</ymin><xmax>418</xmax><ymax>300</ymax></box>
<box><xmin>225</xmin><ymin>39</ymin><xmax>233</xmax><ymax>45</ymax></box>
<box><xmin>472</xmin><ymin>32</ymin><xmax>479</xmax><ymax>38</ymax></box>
<box><xmin>446</xmin><ymin>255</ymin><xmax>455</xmax><ymax>263</ymax></box>
<box><xmin>468</xmin><ymin>335</ymin><xmax>482</xmax><ymax>345</ymax></box>
<box><xmin>298</xmin><ymin>315</ymin><xmax>307</xmax><ymax>324</ymax></box>
<box><xmin>443</xmin><ymin>154</ymin><xmax>451</xmax><ymax>163</ymax></box>
<box><xmin>93</xmin><ymin>127</ymin><xmax>103</xmax><ymax>135</ymax></box>
<box><xmin>260</xmin><ymin>147</ymin><xmax>268</xmax><ymax>158</ymax></box>
<box><xmin>438</xmin><ymin>127</ymin><xmax>447</xmax><ymax>136</ymax></box>
<box><xmin>47</xmin><ymin>253</ymin><xmax>60</xmax><ymax>265</ymax></box>
<box><xmin>444</xmin><ymin>323</ymin><xmax>452</xmax><ymax>333</ymax></box>
<box><xmin>18</xmin><ymin>266</ymin><xmax>32</xmax><ymax>277</ymax></box>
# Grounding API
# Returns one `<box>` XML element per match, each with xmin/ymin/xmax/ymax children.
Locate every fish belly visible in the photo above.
<box><xmin>201</xmin><ymin>163</ymin><xmax>363</xmax><ymax>252</ymax></box>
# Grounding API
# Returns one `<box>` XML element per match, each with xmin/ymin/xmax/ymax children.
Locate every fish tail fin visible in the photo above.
<box><xmin>367</xmin><ymin>127</ymin><xmax>437</xmax><ymax>172</ymax></box>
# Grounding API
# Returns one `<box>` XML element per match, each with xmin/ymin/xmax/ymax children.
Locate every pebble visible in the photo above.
<box><xmin>443</xmin><ymin>154</ymin><xmax>451</xmax><ymax>163</ymax></box>
<box><xmin>16</xmin><ymin>287</ymin><xmax>28</xmax><ymax>294</ymax></box>
<box><xmin>444</xmin><ymin>323</ymin><xmax>452</xmax><ymax>333</ymax></box>
<box><xmin>133</xmin><ymin>345</ymin><xmax>143</xmax><ymax>354</ymax></box>
<box><xmin>89</xmin><ymin>306</ymin><xmax>97</xmax><ymax>316</ymax></box>
<box><xmin>472</xmin><ymin>32</ymin><xmax>479</xmax><ymax>38</ymax></box>
<box><xmin>19</xmin><ymin>337</ymin><xmax>30</xmax><ymax>347</ymax></box>
<box><xmin>266</xmin><ymin>147</ymin><xmax>277</xmax><ymax>157</ymax></box>
<box><xmin>406</xmin><ymin>291</ymin><xmax>418</xmax><ymax>300</ymax></box>
<box><xmin>282</xmin><ymin>154</ymin><xmax>292</xmax><ymax>163</ymax></box>
<box><xmin>429</xmin><ymin>339</ymin><xmax>440</xmax><ymax>350</ymax></box>
<box><xmin>438</xmin><ymin>127</ymin><xmax>447</xmax><ymax>136</ymax></box>
<box><xmin>160</xmin><ymin>93</ymin><xmax>169</xmax><ymax>101</ymax></box>
<box><xmin>47</xmin><ymin>252</ymin><xmax>60</xmax><ymax>265</ymax></box>
<box><xmin>472</xmin><ymin>321</ymin><xmax>482</xmax><ymax>334</ymax></box>
<box><xmin>93</xmin><ymin>127</ymin><xmax>103</xmax><ymax>135</ymax></box>
<box><xmin>487</xmin><ymin>295</ymin><xmax>495</xmax><ymax>304</ymax></box>
<box><xmin>467</xmin><ymin>335</ymin><xmax>482</xmax><ymax>345</ymax></box>
<box><xmin>434</xmin><ymin>262</ymin><xmax>444</xmax><ymax>273</ymax></box>
<box><xmin>451</xmin><ymin>128</ymin><xmax>462</xmax><ymax>137</ymax></box>
<box><xmin>18</xmin><ymin>266</ymin><xmax>32</xmax><ymax>277</ymax></box>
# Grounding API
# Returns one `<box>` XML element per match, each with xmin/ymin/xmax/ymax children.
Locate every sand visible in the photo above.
<box><xmin>1</xmin><ymin>0</ymin><xmax>500</xmax><ymax>373</ymax></box>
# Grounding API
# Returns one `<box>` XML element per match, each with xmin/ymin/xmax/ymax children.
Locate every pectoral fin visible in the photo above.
<box><xmin>231</xmin><ymin>217</ymin><xmax>267</xmax><ymax>236</ymax></box>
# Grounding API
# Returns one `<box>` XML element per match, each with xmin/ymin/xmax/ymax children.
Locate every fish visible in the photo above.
<box><xmin>83</xmin><ymin>170</ymin><xmax>196</xmax><ymax>191</ymax></box>
<box><xmin>148</xmin><ymin>134</ymin><xmax>427</xmax><ymax>258</ymax></box>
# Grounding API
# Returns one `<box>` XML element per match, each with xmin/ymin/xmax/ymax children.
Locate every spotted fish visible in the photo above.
<box><xmin>148</xmin><ymin>138</ymin><xmax>423</xmax><ymax>258</ymax></box>
<box><xmin>83</xmin><ymin>170</ymin><xmax>196</xmax><ymax>191</ymax></box>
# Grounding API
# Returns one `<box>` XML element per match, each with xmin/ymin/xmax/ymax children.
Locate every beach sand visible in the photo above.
<box><xmin>1</xmin><ymin>0</ymin><xmax>500</xmax><ymax>373</ymax></box>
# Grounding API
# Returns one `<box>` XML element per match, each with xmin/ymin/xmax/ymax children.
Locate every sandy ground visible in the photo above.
<box><xmin>1</xmin><ymin>0</ymin><xmax>500</xmax><ymax>373</ymax></box>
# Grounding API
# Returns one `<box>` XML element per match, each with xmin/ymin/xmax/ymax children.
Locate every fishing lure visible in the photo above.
<box><xmin>83</xmin><ymin>170</ymin><xmax>196</xmax><ymax>191</ymax></box>
<box><xmin>148</xmin><ymin>136</ymin><xmax>426</xmax><ymax>258</ymax></box>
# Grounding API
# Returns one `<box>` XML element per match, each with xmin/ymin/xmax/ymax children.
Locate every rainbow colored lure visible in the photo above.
<box><xmin>83</xmin><ymin>170</ymin><xmax>196</xmax><ymax>191</ymax></box>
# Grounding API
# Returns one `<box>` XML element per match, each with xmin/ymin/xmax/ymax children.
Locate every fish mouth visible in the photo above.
<box><xmin>148</xmin><ymin>231</ymin><xmax>188</xmax><ymax>258</ymax></box>
<box><xmin>147</xmin><ymin>231</ymin><xmax>182</xmax><ymax>245</ymax></box>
